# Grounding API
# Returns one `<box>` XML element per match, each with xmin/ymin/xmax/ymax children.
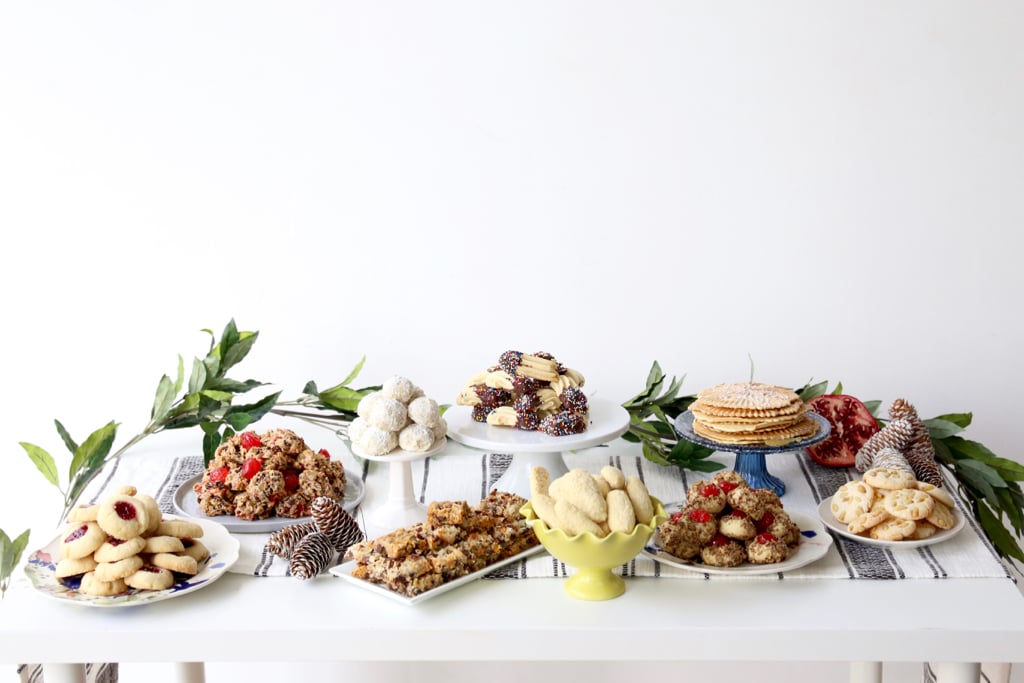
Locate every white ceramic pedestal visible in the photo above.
<box><xmin>445</xmin><ymin>396</ymin><xmax>631</xmax><ymax>499</ymax></box>
<box><xmin>350</xmin><ymin>438</ymin><xmax>447</xmax><ymax>533</ymax></box>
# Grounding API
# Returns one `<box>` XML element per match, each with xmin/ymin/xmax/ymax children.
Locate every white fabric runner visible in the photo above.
<box><xmin>81</xmin><ymin>437</ymin><xmax>1013</xmax><ymax>582</ymax></box>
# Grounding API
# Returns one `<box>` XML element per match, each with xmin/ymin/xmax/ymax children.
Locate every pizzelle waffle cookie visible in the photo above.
<box><xmin>690</xmin><ymin>382</ymin><xmax>818</xmax><ymax>447</ymax></box>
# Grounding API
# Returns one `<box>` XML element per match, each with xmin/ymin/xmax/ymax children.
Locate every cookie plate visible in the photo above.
<box><xmin>172</xmin><ymin>473</ymin><xmax>364</xmax><ymax>534</ymax></box>
<box><xmin>24</xmin><ymin>515</ymin><xmax>239</xmax><ymax>607</ymax></box>
<box><xmin>817</xmin><ymin>497</ymin><xmax>966</xmax><ymax>549</ymax></box>
<box><xmin>330</xmin><ymin>545</ymin><xmax>545</xmax><ymax>605</ymax></box>
<box><xmin>641</xmin><ymin>508</ymin><xmax>833</xmax><ymax>575</ymax></box>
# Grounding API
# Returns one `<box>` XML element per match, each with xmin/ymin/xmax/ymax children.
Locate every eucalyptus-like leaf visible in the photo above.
<box><xmin>68</xmin><ymin>422</ymin><xmax>117</xmax><ymax>487</ymax></box>
<box><xmin>932</xmin><ymin>412</ymin><xmax>973</xmax><ymax>429</ymax></box>
<box><xmin>221</xmin><ymin>331</ymin><xmax>258</xmax><ymax>373</ymax></box>
<box><xmin>925</xmin><ymin>418</ymin><xmax>966</xmax><ymax>440</ymax></box>
<box><xmin>944</xmin><ymin>437</ymin><xmax>1024</xmax><ymax>480</ymax></box>
<box><xmin>207</xmin><ymin>378</ymin><xmax>265</xmax><ymax>394</ymax></box>
<box><xmin>683</xmin><ymin>459</ymin><xmax>727</xmax><ymax>473</ymax></box>
<box><xmin>995</xmin><ymin>488</ymin><xmax>1024</xmax><ymax>534</ymax></box>
<box><xmin>202</xmin><ymin>430</ymin><xmax>222</xmax><ymax>465</ymax></box>
<box><xmin>229</xmin><ymin>391</ymin><xmax>283</xmax><ymax>423</ymax></box>
<box><xmin>620</xmin><ymin>431</ymin><xmax>641</xmax><ymax>444</ymax></box>
<box><xmin>645</xmin><ymin>361</ymin><xmax>663</xmax><ymax>393</ymax></box>
<box><xmin>977</xmin><ymin>501</ymin><xmax>1024</xmax><ymax>563</ymax></box>
<box><xmin>200</xmin><ymin>389</ymin><xmax>234</xmax><ymax>403</ymax></box>
<box><xmin>54</xmin><ymin>419</ymin><xmax>78</xmax><ymax>455</ymax></box>
<box><xmin>957</xmin><ymin>459</ymin><xmax>1009</xmax><ymax>489</ymax></box>
<box><xmin>225</xmin><ymin>412</ymin><xmax>254</xmax><ymax>430</ymax></box>
<box><xmin>174</xmin><ymin>354</ymin><xmax>185</xmax><ymax>394</ymax></box>
<box><xmin>151</xmin><ymin>374</ymin><xmax>175</xmax><ymax>422</ymax></box>
<box><xmin>642</xmin><ymin>440</ymin><xmax>671</xmax><ymax>466</ymax></box>
<box><xmin>338</xmin><ymin>355</ymin><xmax>368</xmax><ymax>388</ymax></box>
<box><xmin>796</xmin><ymin>380</ymin><xmax>829</xmax><ymax>402</ymax></box>
<box><xmin>302</xmin><ymin>380</ymin><xmax>318</xmax><ymax>395</ymax></box>
<box><xmin>188</xmin><ymin>357</ymin><xmax>207</xmax><ymax>394</ymax></box>
<box><xmin>19</xmin><ymin>442</ymin><xmax>59</xmax><ymax>487</ymax></box>
<box><xmin>863</xmin><ymin>400</ymin><xmax>883</xmax><ymax>417</ymax></box>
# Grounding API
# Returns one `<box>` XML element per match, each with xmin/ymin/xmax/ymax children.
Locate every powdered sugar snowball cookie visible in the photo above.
<box><xmin>407</xmin><ymin>396</ymin><xmax>441</xmax><ymax>427</ymax></box>
<box><xmin>430</xmin><ymin>416</ymin><xmax>448</xmax><ymax>444</ymax></box>
<box><xmin>368</xmin><ymin>396</ymin><xmax>408</xmax><ymax>431</ymax></box>
<box><xmin>382</xmin><ymin>376</ymin><xmax>415</xmax><ymax>404</ymax></box>
<box><xmin>398</xmin><ymin>423</ymin><xmax>435</xmax><ymax>452</ymax></box>
<box><xmin>347</xmin><ymin>417</ymin><xmax>370</xmax><ymax>445</ymax></box>
<box><xmin>357</xmin><ymin>426</ymin><xmax>398</xmax><ymax>456</ymax></box>
<box><xmin>356</xmin><ymin>391</ymin><xmax>384</xmax><ymax>420</ymax></box>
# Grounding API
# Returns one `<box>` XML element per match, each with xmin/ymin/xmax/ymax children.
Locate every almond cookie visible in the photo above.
<box><xmin>910</xmin><ymin>521</ymin><xmax>938</xmax><ymax>540</ymax></box>
<box><xmin>60</xmin><ymin>521</ymin><xmax>106</xmax><ymax>560</ymax></box>
<box><xmin>143</xmin><ymin>536</ymin><xmax>186</xmax><ymax>554</ymax></box>
<box><xmin>80</xmin><ymin>571</ymin><xmax>127</xmax><ymax>597</ymax></box>
<box><xmin>55</xmin><ymin>555</ymin><xmax>98</xmax><ymax>579</ymax></box>
<box><xmin>625</xmin><ymin>476</ymin><xmax>655</xmax><ymax>525</ymax></box>
<box><xmin>529</xmin><ymin>466</ymin><xmax>551</xmax><ymax>498</ymax></box>
<box><xmin>549</xmin><ymin>469</ymin><xmax>608</xmax><ymax>522</ymax></box>
<box><xmin>124</xmin><ymin>565</ymin><xmax>175</xmax><ymax>591</ymax></box>
<box><xmin>156</xmin><ymin>519</ymin><xmax>204</xmax><ymax>539</ymax></box>
<box><xmin>150</xmin><ymin>552</ymin><xmax>199</xmax><ymax>575</ymax></box>
<box><xmin>553</xmin><ymin>498</ymin><xmax>604</xmax><ymax>537</ymax></box>
<box><xmin>94</xmin><ymin>555</ymin><xmax>144</xmax><ymax>582</ymax></box>
<box><xmin>917</xmin><ymin>482</ymin><xmax>956</xmax><ymax>509</ymax></box>
<box><xmin>590</xmin><ymin>474</ymin><xmax>612</xmax><ymax>498</ymax></box>
<box><xmin>93</xmin><ymin>536</ymin><xmax>147</xmax><ymax>563</ymax></box>
<box><xmin>831</xmin><ymin>481</ymin><xmax>876</xmax><ymax>523</ymax></box>
<box><xmin>606</xmin><ymin>489</ymin><xmax>637</xmax><ymax>534</ymax></box>
<box><xmin>847</xmin><ymin>507</ymin><xmax>890</xmax><ymax>535</ymax></box>
<box><xmin>97</xmin><ymin>495</ymin><xmax>149</xmax><ymax>540</ymax></box>
<box><xmin>926</xmin><ymin>501</ymin><xmax>957</xmax><ymax>530</ymax></box>
<box><xmin>868</xmin><ymin>517</ymin><xmax>917</xmax><ymax>541</ymax></box>
<box><xmin>530</xmin><ymin>493</ymin><xmax>561</xmax><ymax>530</ymax></box>
<box><xmin>863</xmin><ymin>467</ymin><xmax>917</xmax><ymax>491</ymax></box>
<box><xmin>600</xmin><ymin>466</ymin><xmax>626</xmax><ymax>491</ymax></box>
<box><xmin>883</xmin><ymin>488</ymin><xmax>935</xmax><ymax>521</ymax></box>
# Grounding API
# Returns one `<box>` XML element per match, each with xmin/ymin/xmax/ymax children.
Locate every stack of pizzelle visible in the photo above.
<box><xmin>830</xmin><ymin>467</ymin><xmax>958</xmax><ymax>541</ymax></box>
<box><xmin>689</xmin><ymin>382</ymin><xmax>818</xmax><ymax>447</ymax></box>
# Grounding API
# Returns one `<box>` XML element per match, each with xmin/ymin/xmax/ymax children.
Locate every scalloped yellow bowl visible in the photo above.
<box><xmin>520</xmin><ymin>497</ymin><xmax>666</xmax><ymax>601</ymax></box>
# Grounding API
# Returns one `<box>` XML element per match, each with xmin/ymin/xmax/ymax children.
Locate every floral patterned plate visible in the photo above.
<box><xmin>23</xmin><ymin>515</ymin><xmax>239</xmax><ymax>607</ymax></box>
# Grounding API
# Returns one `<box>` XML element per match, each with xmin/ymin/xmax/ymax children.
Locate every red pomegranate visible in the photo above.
<box><xmin>805</xmin><ymin>394</ymin><xmax>880</xmax><ymax>467</ymax></box>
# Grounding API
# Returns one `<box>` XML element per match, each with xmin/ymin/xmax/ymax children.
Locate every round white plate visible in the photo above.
<box><xmin>351</xmin><ymin>436</ymin><xmax>447</xmax><ymax>463</ymax></box>
<box><xmin>445</xmin><ymin>396</ymin><xmax>630</xmax><ymax>453</ymax></box>
<box><xmin>641</xmin><ymin>508</ymin><xmax>833</xmax><ymax>575</ymax></box>
<box><xmin>817</xmin><ymin>497</ymin><xmax>966</xmax><ymax>549</ymax></box>
<box><xmin>173</xmin><ymin>473</ymin><xmax>364</xmax><ymax>534</ymax></box>
<box><xmin>23</xmin><ymin>515</ymin><xmax>239</xmax><ymax>608</ymax></box>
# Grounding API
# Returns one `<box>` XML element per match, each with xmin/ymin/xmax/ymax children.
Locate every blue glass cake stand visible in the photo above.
<box><xmin>672</xmin><ymin>411</ymin><xmax>831</xmax><ymax>496</ymax></box>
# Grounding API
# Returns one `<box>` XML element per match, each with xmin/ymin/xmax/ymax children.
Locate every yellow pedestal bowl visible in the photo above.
<box><xmin>520</xmin><ymin>498</ymin><xmax>666</xmax><ymax>601</ymax></box>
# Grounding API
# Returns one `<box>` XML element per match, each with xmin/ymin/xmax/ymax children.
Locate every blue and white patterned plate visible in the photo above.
<box><xmin>23</xmin><ymin>515</ymin><xmax>239</xmax><ymax>607</ymax></box>
<box><xmin>641</xmin><ymin>503</ymin><xmax>833</xmax><ymax>575</ymax></box>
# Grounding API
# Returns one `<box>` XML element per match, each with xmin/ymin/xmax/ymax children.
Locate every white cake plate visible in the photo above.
<box><xmin>445</xmin><ymin>396</ymin><xmax>631</xmax><ymax>498</ymax></box>
<box><xmin>350</xmin><ymin>437</ymin><xmax>448</xmax><ymax>532</ymax></box>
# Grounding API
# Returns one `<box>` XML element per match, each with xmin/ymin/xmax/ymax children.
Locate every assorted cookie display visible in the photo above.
<box><xmin>455</xmin><ymin>350</ymin><xmax>589</xmax><ymax>436</ymax></box>
<box><xmin>655</xmin><ymin>471</ymin><xmax>802</xmax><ymax>567</ymax></box>
<box><xmin>830</xmin><ymin>467</ymin><xmax>958</xmax><ymax>541</ymax></box>
<box><xmin>528</xmin><ymin>466</ymin><xmax>656</xmax><ymax>537</ymax></box>
<box><xmin>58</xmin><ymin>486</ymin><xmax>208</xmax><ymax>596</ymax></box>
<box><xmin>267</xmin><ymin>496</ymin><xmax>365</xmax><ymax>580</ymax></box>
<box><xmin>689</xmin><ymin>382</ymin><xmax>818</xmax><ymax>447</ymax></box>
<box><xmin>348</xmin><ymin>376</ymin><xmax>446</xmax><ymax>456</ymax></box>
<box><xmin>344</xmin><ymin>490</ymin><xmax>538</xmax><ymax>597</ymax></box>
<box><xmin>193</xmin><ymin>428</ymin><xmax>347</xmax><ymax>521</ymax></box>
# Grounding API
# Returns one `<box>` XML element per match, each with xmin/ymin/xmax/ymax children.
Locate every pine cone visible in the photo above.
<box><xmin>311</xmin><ymin>496</ymin><xmax>364</xmax><ymax>553</ymax></box>
<box><xmin>289</xmin><ymin>531</ymin><xmax>335</xmax><ymax>580</ymax></box>
<box><xmin>856</xmin><ymin>418</ymin><xmax>915</xmax><ymax>472</ymax></box>
<box><xmin>871</xmin><ymin>447</ymin><xmax>915</xmax><ymax>475</ymax></box>
<box><xmin>267</xmin><ymin>520</ymin><xmax>317</xmax><ymax>558</ymax></box>
<box><xmin>889</xmin><ymin>398</ymin><xmax>943</xmax><ymax>487</ymax></box>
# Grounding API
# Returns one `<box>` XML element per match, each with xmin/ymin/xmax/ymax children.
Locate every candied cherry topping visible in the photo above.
<box><xmin>728</xmin><ymin>509</ymin><xmax>747</xmax><ymax>519</ymax></box>
<box><xmin>756</xmin><ymin>511</ymin><xmax>775</xmax><ymax>532</ymax></box>
<box><xmin>670</xmin><ymin>511</ymin><xmax>686</xmax><ymax>524</ymax></box>
<box><xmin>114</xmin><ymin>501</ymin><xmax>137</xmax><ymax>520</ymax></box>
<box><xmin>284</xmin><ymin>470</ymin><xmax>300</xmax><ymax>493</ymax></box>
<box><xmin>710</xmin><ymin>533</ymin><xmax>731</xmax><ymax>547</ymax></box>
<box><xmin>718</xmin><ymin>481</ymin><xmax>739</xmax><ymax>493</ymax></box>
<box><xmin>698</xmin><ymin>483</ymin><xmax>721</xmax><ymax>498</ymax></box>
<box><xmin>241</xmin><ymin>457</ymin><xmax>262</xmax><ymax>479</ymax></box>
<box><xmin>108</xmin><ymin>538</ymin><xmax>125</xmax><ymax>547</ymax></box>
<box><xmin>240</xmin><ymin>431</ymin><xmax>262</xmax><ymax>450</ymax></box>
<box><xmin>209</xmin><ymin>466</ymin><xmax>229</xmax><ymax>483</ymax></box>
<box><xmin>688</xmin><ymin>508</ymin><xmax>713</xmax><ymax>523</ymax></box>
<box><xmin>142</xmin><ymin>566</ymin><xmax>161</xmax><ymax>573</ymax></box>
<box><xmin>756</xmin><ymin>532</ymin><xmax>778</xmax><ymax>544</ymax></box>
<box><xmin>64</xmin><ymin>525</ymin><xmax>88</xmax><ymax>543</ymax></box>
<box><xmin>318</xmin><ymin>448</ymin><xmax>331</xmax><ymax>459</ymax></box>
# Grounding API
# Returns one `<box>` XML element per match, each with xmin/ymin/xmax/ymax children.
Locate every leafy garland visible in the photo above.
<box><xmin>623</xmin><ymin>363</ymin><xmax>1024</xmax><ymax>567</ymax></box>
<box><xmin>3</xmin><ymin>329</ymin><xmax>1022</xmax><ymax>597</ymax></box>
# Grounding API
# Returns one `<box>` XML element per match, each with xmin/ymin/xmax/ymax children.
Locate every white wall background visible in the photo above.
<box><xmin>2</xmin><ymin>2</ymin><xmax>1022</xmax><ymax>682</ymax></box>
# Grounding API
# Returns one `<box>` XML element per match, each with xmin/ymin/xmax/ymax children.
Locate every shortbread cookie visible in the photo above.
<box><xmin>917</xmin><ymin>482</ymin><xmax>956</xmax><ymax>509</ymax></box>
<box><xmin>549</xmin><ymin>469</ymin><xmax>607</xmax><ymax>522</ymax></box>
<box><xmin>909</xmin><ymin>521</ymin><xmax>938</xmax><ymax>540</ymax></box>
<box><xmin>60</xmin><ymin>521</ymin><xmax>106</xmax><ymax>560</ymax></box>
<box><xmin>156</xmin><ymin>519</ymin><xmax>204</xmax><ymax>540</ymax></box>
<box><xmin>606</xmin><ymin>489</ymin><xmax>637</xmax><ymax>534</ymax></box>
<box><xmin>55</xmin><ymin>556</ymin><xmax>98</xmax><ymax>579</ymax></box>
<box><xmin>530</xmin><ymin>493</ymin><xmax>561</xmax><ymax>531</ymax></box>
<box><xmin>150</xmin><ymin>552</ymin><xmax>199</xmax><ymax>575</ymax></box>
<box><xmin>590</xmin><ymin>474</ymin><xmax>612</xmax><ymax>497</ymax></box>
<box><xmin>926</xmin><ymin>501</ymin><xmax>957</xmax><ymax>530</ymax></box>
<box><xmin>831</xmin><ymin>481</ymin><xmax>876</xmax><ymax>523</ymax></box>
<box><xmin>79</xmin><ymin>572</ymin><xmax>127</xmax><ymax>597</ymax></box>
<box><xmin>67</xmin><ymin>504</ymin><xmax>100</xmax><ymax>523</ymax></box>
<box><xmin>847</xmin><ymin>508</ymin><xmax>890</xmax><ymax>535</ymax></box>
<box><xmin>625</xmin><ymin>476</ymin><xmax>655</xmax><ymax>525</ymax></box>
<box><xmin>863</xmin><ymin>467</ymin><xmax>917</xmax><ymax>491</ymax></box>
<box><xmin>124</xmin><ymin>565</ymin><xmax>175</xmax><ymax>591</ymax></box>
<box><xmin>600</xmin><ymin>466</ymin><xmax>626</xmax><ymax>491</ymax></box>
<box><xmin>97</xmin><ymin>495</ymin><xmax>149</xmax><ymax>540</ymax></box>
<box><xmin>144</xmin><ymin>536</ymin><xmax>186</xmax><ymax>554</ymax></box>
<box><xmin>868</xmin><ymin>517</ymin><xmax>917</xmax><ymax>541</ymax></box>
<box><xmin>94</xmin><ymin>555</ymin><xmax>144</xmax><ymax>582</ymax></box>
<box><xmin>883</xmin><ymin>488</ymin><xmax>935</xmax><ymax>521</ymax></box>
<box><xmin>180</xmin><ymin>539</ymin><xmax>210</xmax><ymax>564</ymax></box>
<box><xmin>553</xmin><ymin>498</ymin><xmax>604</xmax><ymax>537</ymax></box>
<box><xmin>94</xmin><ymin>536</ymin><xmax>147</xmax><ymax>563</ymax></box>
<box><xmin>135</xmin><ymin>494</ymin><xmax>163</xmax><ymax>536</ymax></box>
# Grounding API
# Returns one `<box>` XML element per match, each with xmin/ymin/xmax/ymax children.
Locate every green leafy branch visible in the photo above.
<box><xmin>269</xmin><ymin>355</ymin><xmax>380</xmax><ymax>439</ymax></box>
<box><xmin>0</xmin><ymin>528</ymin><xmax>30</xmax><ymax>599</ymax></box>
<box><xmin>621</xmin><ymin>362</ymin><xmax>723</xmax><ymax>473</ymax></box>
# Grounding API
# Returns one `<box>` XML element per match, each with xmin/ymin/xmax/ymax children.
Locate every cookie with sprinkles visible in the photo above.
<box><xmin>539</xmin><ymin>410</ymin><xmax>587</xmax><ymax>436</ymax></box>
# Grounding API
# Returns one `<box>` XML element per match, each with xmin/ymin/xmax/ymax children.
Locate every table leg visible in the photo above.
<box><xmin>174</xmin><ymin>662</ymin><xmax>206</xmax><ymax>683</ymax></box>
<box><xmin>932</xmin><ymin>662</ymin><xmax>981</xmax><ymax>683</ymax></box>
<box><xmin>41</xmin><ymin>663</ymin><xmax>86</xmax><ymax>683</ymax></box>
<box><xmin>849</xmin><ymin>661</ymin><xmax>882</xmax><ymax>683</ymax></box>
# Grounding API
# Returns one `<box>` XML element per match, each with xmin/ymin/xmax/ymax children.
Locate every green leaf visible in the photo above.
<box><xmin>958</xmin><ymin>459</ymin><xmax>1007</xmax><ymax>488</ymax></box>
<box><xmin>68</xmin><ymin>422</ymin><xmax>118</xmax><ymax>487</ymax></box>
<box><xmin>207</xmin><ymin>378</ymin><xmax>264</xmax><ymax>394</ymax></box>
<box><xmin>339</xmin><ymin>355</ymin><xmax>367</xmax><ymax>388</ymax></box>
<box><xmin>19</xmin><ymin>442</ymin><xmax>59</xmax><ymax>487</ymax></box>
<box><xmin>220</xmin><ymin>330</ymin><xmax>258</xmax><ymax>374</ymax></box>
<box><xmin>199</xmin><ymin>389</ymin><xmax>233</xmax><ymax>403</ymax></box>
<box><xmin>0</xmin><ymin>529</ymin><xmax>27</xmax><ymax>596</ymax></box>
<box><xmin>645</xmin><ymin>361</ymin><xmax>664</xmax><ymax>393</ymax></box>
<box><xmin>641</xmin><ymin>439</ymin><xmax>671</xmax><ymax>466</ymax></box>
<box><xmin>188</xmin><ymin>357</ymin><xmax>207</xmax><ymax>394</ymax></box>
<box><xmin>994</xmin><ymin>488</ymin><xmax>1024</xmax><ymax>534</ymax></box>
<box><xmin>54</xmin><ymin>419</ymin><xmax>78</xmax><ymax>454</ymax></box>
<box><xmin>202</xmin><ymin>430</ymin><xmax>222</xmax><ymax>466</ymax></box>
<box><xmin>228</xmin><ymin>391</ymin><xmax>282</xmax><ymax>423</ymax></box>
<box><xmin>863</xmin><ymin>400</ymin><xmax>883</xmax><ymax>417</ymax></box>
<box><xmin>173</xmin><ymin>354</ymin><xmax>185</xmax><ymax>394</ymax></box>
<box><xmin>796</xmin><ymin>380</ymin><xmax>829</xmax><ymax>402</ymax></box>
<box><xmin>944</xmin><ymin>437</ymin><xmax>1024</xmax><ymax>480</ymax></box>
<box><xmin>318</xmin><ymin>384</ymin><xmax>368</xmax><ymax>412</ymax></box>
<box><xmin>151</xmin><ymin>374</ymin><xmax>175</xmax><ymax>422</ymax></box>
<box><xmin>620</xmin><ymin>431</ymin><xmax>641</xmax><ymax>443</ymax></box>
<box><xmin>933</xmin><ymin>412</ymin><xmax>973</xmax><ymax>429</ymax></box>
<box><xmin>225</xmin><ymin>412</ymin><xmax>254</xmax><ymax>430</ymax></box>
<box><xmin>976</xmin><ymin>501</ymin><xmax>1024</xmax><ymax>564</ymax></box>
<box><xmin>925</xmin><ymin>418</ymin><xmax>966</xmax><ymax>439</ymax></box>
<box><xmin>684</xmin><ymin>459</ymin><xmax>726</xmax><ymax>473</ymax></box>
<box><xmin>302</xmin><ymin>380</ymin><xmax>318</xmax><ymax>395</ymax></box>
<box><xmin>833</xmin><ymin>381</ymin><xmax>843</xmax><ymax>395</ymax></box>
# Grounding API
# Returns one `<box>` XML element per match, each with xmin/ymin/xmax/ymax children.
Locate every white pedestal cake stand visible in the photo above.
<box><xmin>445</xmin><ymin>396</ymin><xmax>631</xmax><ymax>499</ymax></box>
<box><xmin>350</xmin><ymin>437</ymin><xmax>448</xmax><ymax>532</ymax></box>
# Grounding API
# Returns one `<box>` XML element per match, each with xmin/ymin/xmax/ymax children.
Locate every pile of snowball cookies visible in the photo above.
<box><xmin>348</xmin><ymin>376</ymin><xmax>446</xmax><ymax>456</ymax></box>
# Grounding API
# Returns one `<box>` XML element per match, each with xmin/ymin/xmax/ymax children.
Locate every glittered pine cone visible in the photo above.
<box><xmin>289</xmin><ymin>531</ymin><xmax>335</xmax><ymax>580</ymax></box>
<box><xmin>311</xmin><ymin>496</ymin><xmax>364</xmax><ymax>553</ymax></box>
<box><xmin>266</xmin><ymin>520</ymin><xmax>317</xmax><ymax>558</ymax></box>
<box><xmin>888</xmin><ymin>399</ymin><xmax>943</xmax><ymax>487</ymax></box>
<box><xmin>856</xmin><ymin>418</ymin><xmax>914</xmax><ymax>472</ymax></box>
